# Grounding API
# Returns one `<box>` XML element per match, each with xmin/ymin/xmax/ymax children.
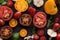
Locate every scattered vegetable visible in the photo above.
<box><xmin>55</xmin><ymin>14</ymin><xmax>60</xmax><ymax>22</ymax></box>
<box><xmin>26</xmin><ymin>0</ymin><xmax>32</xmax><ymax>4</ymax></box>
<box><xmin>1</xmin><ymin>6</ymin><xmax>13</xmax><ymax>21</ymax></box>
<box><xmin>0</xmin><ymin>0</ymin><xmax>6</xmax><ymax>6</ymax></box>
<box><xmin>47</xmin><ymin>29</ymin><xmax>57</xmax><ymax>40</ymax></box>
<box><xmin>47</xmin><ymin>16</ymin><xmax>53</xmax><ymax>28</ymax></box>
<box><xmin>40</xmin><ymin>36</ymin><xmax>46</xmax><ymax>40</ymax></box>
<box><xmin>44</xmin><ymin>0</ymin><xmax>58</xmax><ymax>15</ymax></box>
<box><xmin>37</xmin><ymin>29</ymin><xmax>44</xmax><ymax>36</ymax></box>
<box><xmin>0</xmin><ymin>19</ymin><xmax>5</xmax><ymax>26</ymax></box>
<box><xmin>14</xmin><ymin>12</ymin><xmax>21</xmax><ymax>19</ymax></box>
<box><xmin>53</xmin><ymin>23</ymin><xmax>60</xmax><ymax>31</ymax></box>
<box><xmin>33</xmin><ymin>0</ymin><xmax>44</xmax><ymax>7</ymax></box>
<box><xmin>7</xmin><ymin>0</ymin><xmax>13</xmax><ymax>7</ymax></box>
<box><xmin>12</xmin><ymin>32</ymin><xmax>19</xmax><ymax>40</ymax></box>
<box><xmin>0</xmin><ymin>26</ymin><xmax>13</xmax><ymax>39</ymax></box>
<box><xmin>14</xmin><ymin>0</ymin><xmax>28</xmax><ymax>12</ymax></box>
<box><xmin>33</xmin><ymin>12</ymin><xmax>47</xmax><ymax>28</ymax></box>
<box><xmin>56</xmin><ymin>33</ymin><xmax>60</xmax><ymax>40</ymax></box>
<box><xmin>24</xmin><ymin>35</ymin><xmax>33</xmax><ymax>40</ymax></box>
<box><xmin>28</xmin><ymin>7</ymin><xmax>36</xmax><ymax>17</ymax></box>
<box><xmin>19</xmin><ymin>14</ymin><xmax>32</xmax><ymax>26</ymax></box>
<box><xmin>9</xmin><ymin>19</ymin><xmax>18</xmax><ymax>28</ymax></box>
<box><xmin>33</xmin><ymin>34</ymin><xmax>39</xmax><ymax>40</ymax></box>
<box><xmin>20</xmin><ymin>29</ymin><xmax>27</xmax><ymax>37</ymax></box>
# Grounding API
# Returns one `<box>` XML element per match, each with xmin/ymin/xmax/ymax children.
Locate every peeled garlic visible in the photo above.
<box><xmin>47</xmin><ymin>29</ymin><xmax>57</xmax><ymax>37</ymax></box>
<box><xmin>33</xmin><ymin>0</ymin><xmax>44</xmax><ymax>7</ymax></box>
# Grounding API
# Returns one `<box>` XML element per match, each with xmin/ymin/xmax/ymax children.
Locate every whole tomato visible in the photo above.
<box><xmin>14</xmin><ymin>12</ymin><xmax>21</xmax><ymax>19</ymax></box>
<box><xmin>55</xmin><ymin>14</ymin><xmax>60</xmax><ymax>23</ymax></box>
<box><xmin>28</xmin><ymin>7</ymin><xmax>36</xmax><ymax>17</ymax></box>
<box><xmin>56</xmin><ymin>33</ymin><xmax>60</xmax><ymax>40</ymax></box>
<box><xmin>53</xmin><ymin>23</ymin><xmax>60</xmax><ymax>31</ymax></box>
<box><xmin>33</xmin><ymin>34</ymin><xmax>39</xmax><ymax>40</ymax></box>
<box><xmin>37</xmin><ymin>29</ymin><xmax>44</xmax><ymax>36</ymax></box>
<box><xmin>7</xmin><ymin>0</ymin><xmax>13</xmax><ymax>7</ymax></box>
<box><xmin>40</xmin><ymin>36</ymin><xmax>46</xmax><ymax>40</ymax></box>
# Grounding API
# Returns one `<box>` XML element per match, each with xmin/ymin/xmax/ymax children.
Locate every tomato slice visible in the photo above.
<box><xmin>0</xmin><ymin>26</ymin><xmax>13</xmax><ymax>39</ymax></box>
<box><xmin>2</xmin><ymin>6</ymin><xmax>13</xmax><ymax>21</ymax></box>
<box><xmin>19</xmin><ymin>14</ymin><xmax>32</xmax><ymax>26</ymax></box>
<box><xmin>33</xmin><ymin>12</ymin><xmax>47</xmax><ymax>28</ymax></box>
<box><xmin>0</xmin><ymin>6</ymin><xmax>4</xmax><ymax>18</ymax></box>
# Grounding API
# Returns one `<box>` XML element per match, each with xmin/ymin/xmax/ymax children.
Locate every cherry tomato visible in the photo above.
<box><xmin>33</xmin><ymin>34</ymin><xmax>39</xmax><ymax>40</ymax></box>
<box><xmin>28</xmin><ymin>7</ymin><xmax>36</xmax><ymax>17</ymax></box>
<box><xmin>55</xmin><ymin>14</ymin><xmax>60</xmax><ymax>22</ymax></box>
<box><xmin>53</xmin><ymin>23</ymin><xmax>60</xmax><ymax>31</ymax></box>
<box><xmin>14</xmin><ymin>12</ymin><xmax>21</xmax><ymax>19</ymax></box>
<box><xmin>7</xmin><ymin>0</ymin><xmax>13</xmax><ymax>7</ymax></box>
<box><xmin>56</xmin><ymin>33</ymin><xmax>60</xmax><ymax>40</ymax></box>
<box><xmin>37</xmin><ymin>29</ymin><xmax>44</xmax><ymax>36</ymax></box>
<box><xmin>40</xmin><ymin>36</ymin><xmax>46</xmax><ymax>40</ymax></box>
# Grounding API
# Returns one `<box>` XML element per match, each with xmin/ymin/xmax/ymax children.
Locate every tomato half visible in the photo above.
<box><xmin>33</xmin><ymin>12</ymin><xmax>47</xmax><ymax>28</ymax></box>
<box><xmin>0</xmin><ymin>6</ymin><xmax>4</xmax><ymax>18</ymax></box>
<box><xmin>19</xmin><ymin>14</ymin><xmax>32</xmax><ymax>26</ymax></box>
<box><xmin>0</xmin><ymin>6</ymin><xmax>13</xmax><ymax>21</ymax></box>
<box><xmin>0</xmin><ymin>26</ymin><xmax>13</xmax><ymax>39</ymax></box>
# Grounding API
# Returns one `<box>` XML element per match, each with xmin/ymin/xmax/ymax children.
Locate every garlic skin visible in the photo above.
<box><xmin>33</xmin><ymin>0</ymin><xmax>44</xmax><ymax>7</ymax></box>
<box><xmin>47</xmin><ymin>29</ymin><xmax>57</xmax><ymax>37</ymax></box>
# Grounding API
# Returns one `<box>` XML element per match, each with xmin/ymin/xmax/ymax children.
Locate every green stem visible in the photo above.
<box><xmin>47</xmin><ymin>16</ymin><xmax>53</xmax><ymax>28</ymax></box>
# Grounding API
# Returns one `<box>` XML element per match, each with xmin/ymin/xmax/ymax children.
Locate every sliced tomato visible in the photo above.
<box><xmin>19</xmin><ymin>14</ymin><xmax>32</xmax><ymax>26</ymax></box>
<box><xmin>0</xmin><ymin>6</ymin><xmax>4</xmax><ymax>18</ymax></box>
<box><xmin>33</xmin><ymin>12</ymin><xmax>47</xmax><ymax>28</ymax></box>
<box><xmin>0</xmin><ymin>26</ymin><xmax>13</xmax><ymax>39</ymax></box>
<box><xmin>1</xmin><ymin>6</ymin><xmax>13</xmax><ymax>21</ymax></box>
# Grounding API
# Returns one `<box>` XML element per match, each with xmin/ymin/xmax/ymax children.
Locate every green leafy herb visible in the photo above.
<box><xmin>47</xmin><ymin>16</ymin><xmax>53</xmax><ymax>28</ymax></box>
<box><xmin>1</xmin><ymin>1</ymin><xmax>6</xmax><ymax>5</ymax></box>
<box><xmin>12</xmin><ymin>32</ymin><xmax>19</xmax><ymax>40</ymax></box>
<box><xmin>31</xmin><ymin>24</ymin><xmax>36</xmax><ymax>34</ymax></box>
<box><xmin>0</xmin><ymin>0</ymin><xmax>4</xmax><ymax>3</ymax></box>
<box><xmin>26</xmin><ymin>0</ymin><xmax>32</xmax><ymax>4</ymax></box>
